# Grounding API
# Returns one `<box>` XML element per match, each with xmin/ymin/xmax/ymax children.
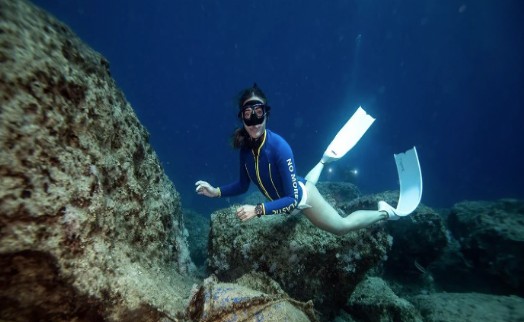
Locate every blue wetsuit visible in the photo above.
<box><xmin>219</xmin><ymin>130</ymin><xmax>305</xmax><ymax>215</ymax></box>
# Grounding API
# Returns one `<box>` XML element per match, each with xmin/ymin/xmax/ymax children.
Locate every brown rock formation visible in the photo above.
<box><xmin>443</xmin><ymin>199</ymin><xmax>524</xmax><ymax>295</ymax></box>
<box><xmin>0</xmin><ymin>0</ymin><xmax>195</xmax><ymax>320</ymax></box>
<box><xmin>347</xmin><ymin>277</ymin><xmax>423</xmax><ymax>322</ymax></box>
<box><xmin>208</xmin><ymin>203</ymin><xmax>391</xmax><ymax>319</ymax></box>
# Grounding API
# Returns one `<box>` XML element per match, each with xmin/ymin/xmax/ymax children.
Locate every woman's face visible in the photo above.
<box><xmin>241</xmin><ymin>94</ymin><xmax>267</xmax><ymax>139</ymax></box>
<box><xmin>244</xmin><ymin>118</ymin><xmax>266</xmax><ymax>139</ymax></box>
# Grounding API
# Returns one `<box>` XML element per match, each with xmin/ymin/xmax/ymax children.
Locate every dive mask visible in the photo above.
<box><xmin>239</xmin><ymin>103</ymin><xmax>270</xmax><ymax>126</ymax></box>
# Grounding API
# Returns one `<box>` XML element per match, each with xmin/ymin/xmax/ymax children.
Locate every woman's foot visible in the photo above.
<box><xmin>378</xmin><ymin>201</ymin><xmax>399</xmax><ymax>220</ymax></box>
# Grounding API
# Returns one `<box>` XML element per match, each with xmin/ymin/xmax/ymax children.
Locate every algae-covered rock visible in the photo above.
<box><xmin>0</xmin><ymin>0</ymin><xmax>195</xmax><ymax>320</ymax></box>
<box><xmin>315</xmin><ymin>182</ymin><xmax>361</xmax><ymax>210</ymax></box>
<box><xmin>443</xmin><ymin>199</ymin><xmax>524</xmax><ymax>295</ymax></box>
<box><xmin>208</xmin><ymin>202</ymin><xmax>391</xmax><ymax>318</ymax></box>
<box><xmin>408</xmin><ymin>292</ymin><xmax>524</xmax><ymax>322</ymax></box>
<box><xmin>186</xmin><ymin>273</ymin><xmax>318</xmax><ymax>322</ymax></box>
<box><xmin>382</xmin><ymin>203</ymin><xmax>448</xmax><ymax>274</ymax></box>
<box><xmin>344</xmin><ymin>192</ymin><xmax>448</xmax><ymax>293</ymax></box>
<box><xmin>347</xmin><ymin>277</ymin><xmax>423</xmax><ymax>322</ymax></box>
<box><xmin>184</xmin><ymin>208</ymin><xmax>211</xmax><ymax>271</ymax></box>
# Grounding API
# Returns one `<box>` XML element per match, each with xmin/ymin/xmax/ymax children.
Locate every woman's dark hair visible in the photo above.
<box><xmin>231</xmin><ymin>83</ymin><xmax>269</xmax><ymax>149</ymax></box>
<box><xmin>238</xmin><ymin>83</ymin><xmax>268</xmax><ymax>108</ymax></box>
<box><xmin>231</xmin><ymin>127</ymin><xmax>250</xmax><ymax>149</ymax></box>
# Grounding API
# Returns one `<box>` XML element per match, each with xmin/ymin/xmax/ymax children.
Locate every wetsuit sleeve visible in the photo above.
<box><xmin>263</xmin><ymin>141</ymin><xmax>300</xmax><ymax>215</ymax></box>
<box><xmin>219</xmin><ymin>152</ymin><xmax>250</xmax><ymax>197</ymax></box>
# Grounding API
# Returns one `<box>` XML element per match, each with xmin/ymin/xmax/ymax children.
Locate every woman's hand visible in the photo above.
<box><xmin>195</xmin><ymin>180</ymin><xmax>220</xmax><ymax>198</ymax></box>
<box><xmin>236</xmin><ymin>205</ymin><xmax>257</xmax><ymax>222</ymax></box>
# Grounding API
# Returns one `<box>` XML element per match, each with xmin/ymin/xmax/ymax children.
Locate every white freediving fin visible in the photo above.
<box><xmin>393</xmin><ymin>147</ymin><xmax>423</xmax><ymax>216</ymax></box>
<box><xmin>322</xmin><ymin>106</ymin><xmax>375</xmax><ymax>163</ymax></box>
<box><xmin>306</xmin><ymin>107</ymin><xmax>375</xmax><ymax>185</ymax></box>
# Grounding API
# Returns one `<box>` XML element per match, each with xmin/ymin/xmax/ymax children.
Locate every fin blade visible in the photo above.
<box><xmin>323</xmin><ymin>107</ymin><xmax>375</xmax><ymax>161</ymax></box>
<box><xmin>394</xmin><ymin>147</ymin><xmax>423</xmax><ymax>216</ymax></box>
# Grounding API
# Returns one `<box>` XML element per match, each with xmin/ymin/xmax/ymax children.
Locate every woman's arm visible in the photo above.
<box><xmin>219</xmin><ymin>152</ymin><xmax>250</xmax><ymax>197</ymax></box>
<box><xmin>196</xmin><ymin>151</ymin><xmax>250</xmax><ymax>198</ymax></box>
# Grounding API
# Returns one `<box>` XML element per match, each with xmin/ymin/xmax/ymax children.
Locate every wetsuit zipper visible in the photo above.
<box><xmin>253</xmin><ymin>133</ymin><xmax>271</xmax><ymax>200</ymax></box>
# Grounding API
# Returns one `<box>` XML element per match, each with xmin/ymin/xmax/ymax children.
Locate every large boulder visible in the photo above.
<box><xmin>316</xmin><ymin>182</ymin><xmax>361</xmax><ymax>209</ymax></box>
<box><xmin>346</xmin><ymin>277</ymin><xmax>524</xmax><ymax>322</ymax></box>
<box><xmin>442</xmin><ymin>199</ymin><xmax>524</xmax><ymax>295</ymax></box>
<box><xmin>340</xmin><ymin>191</ymin><xmax>448</xmax><ymax>293</ymax></box>
<box><xmin>346</xmin><ymin>277</ymin><xmax>423</xmax><ymax>322</ymax></box>
<box><xmin>0</xmin><ymin>0</ymin><xmax>195</xmax><ymax>320</ymax></box>
<box><xmin>208</xmin><ymin>202</ymin><xmax>392</xmax><ymax>318</ymax></box>
<box><xmin>383</xmin><ymin>203</ymin><xmax>448</xmax><ymax>273</ymax></box>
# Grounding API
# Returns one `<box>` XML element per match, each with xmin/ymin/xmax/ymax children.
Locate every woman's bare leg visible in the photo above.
<box><xmin>302</xmin><ymin>182</ymin><xmax>387</xmax><ymax>235</ymax></box>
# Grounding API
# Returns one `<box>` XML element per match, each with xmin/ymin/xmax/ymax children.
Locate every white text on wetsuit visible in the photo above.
<box><xmin>271</xmin><ymin>158</ymin><xmax>299</xmax><ymax>214</ymax></box>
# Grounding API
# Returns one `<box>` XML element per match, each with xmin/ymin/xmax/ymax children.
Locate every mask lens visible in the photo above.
<box><xmin>242</xmin><ymin>108</ymin><xmax>254</xmax><ymax>120</ymax></box>
<box><xmin>242</xmin><ymin>104</ymin><xmax>265</xmax><ymax>120</ymax></box>
<box><xmin>254</xmin><ymin>106</ymin><xmax>265</xmax><ymax>118</ymax></box>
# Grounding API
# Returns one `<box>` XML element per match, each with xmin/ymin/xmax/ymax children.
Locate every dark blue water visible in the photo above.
<box><xmin>32</xmin><ymin>0</ymin><xmax>524</xmax><ymax>215</ymax></box>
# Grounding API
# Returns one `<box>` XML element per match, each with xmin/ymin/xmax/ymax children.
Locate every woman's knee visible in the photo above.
<box><xmin>304</xmin><ymin>208</ymin><xmax>345</xmax><ymax>234</ymax></box>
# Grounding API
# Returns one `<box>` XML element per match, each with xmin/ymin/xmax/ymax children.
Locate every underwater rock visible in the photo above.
<box><xmin>339</xmin><ymin>190</ymin><xmax>399</xmax><ymax>220</ymax></box>
<box><xmin>208</xmin><ymin>202</ymin><xmax>391</xmax><ymax>318</ymax></box>
<box><xmin>441</xmin><ymin>199</ymin><xmax>524</xmax><ymax>295</ymax></box>
<box><xmin>408</xmin><ymin>292</ymin><xmax>524</xmax><ymax>322</ymax></box>
<box><xmin>186</xmin><ymin>273</ymin><xmax>318</xmax><ymax>321</ymax></box>
<box><xmin>383</xmin><ymin>203</ymin><xmax>447</xmax><ymax>274</ymax></box>
<box><xmin>0</xmin><ymin>0</ymin><xmax>195</xmax><ymax>320</ymax></box>
<box><xmin>316</xmin><ymin>181</ymin><xmax>361</xmax><ymax>209</ymax></box>
<box><xmin>331</xmin><ymin>310</ymin><xmax>358</xmax><ymax>322</ymax></box>
<box><xmin>343</xmin><ymin>192</ymin><xmax>448</xmax><ymax>292</ymax></box>
<box><xmin>346</xmin><ymin>277</ymin><xmax>423</xmax><ymax>322</ymax></box>
<box><xmin>184</xmin><ymin>208</ymin><xmax>210</xmax><ymax>270</ymax></box>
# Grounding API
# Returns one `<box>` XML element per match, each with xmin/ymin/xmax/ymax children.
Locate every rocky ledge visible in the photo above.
<box><xmin>0</xmin><ymin>0</ymin><xmax>195</xmax><ymax>320</ymax></box>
